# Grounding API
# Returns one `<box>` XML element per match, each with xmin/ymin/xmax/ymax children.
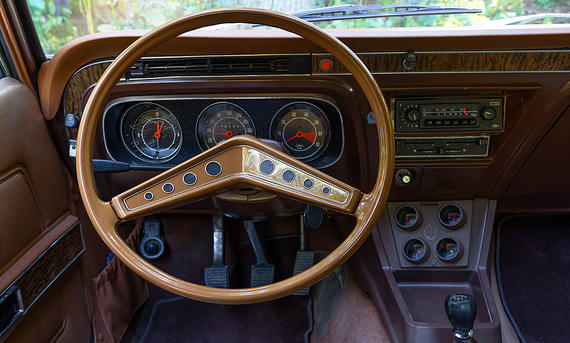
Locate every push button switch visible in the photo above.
<box><xmin>162</xmin><ymin>183</ymin><xmax>174</xmax><ymax>193</ymax></box>
<box><xmin>282</xmin><ymin>170</ymin><xmax>295</xmax><ymax>183</ymax></box>
<box><xmin>260</xmin><ymin>160</ymin><xmax>275</xmax><ymax>175</ymax></box>
<box><xmin>144</xmin><ymin>192</ymin><xmax>154</xmax><ymax>201</ymax></box>
<box><xmin>205</xmin><ymin>161</ymin><xmax>222</xmax><ymax>177</ymax></box>
<box><xmin>183</xmin><ymin>172</ymin><xmax>197</xmax><ymax>185</ymax></box>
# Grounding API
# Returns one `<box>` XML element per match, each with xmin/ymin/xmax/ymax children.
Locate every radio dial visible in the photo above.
<box><xmin>406</xmin><ymin>108</ymin><xmax>420</xmax><ymax>122</ymax></box>
<box><xmin>480</xmin><ymin>107</ymin><xmax>497</xmax><ymax>120</ymax></box>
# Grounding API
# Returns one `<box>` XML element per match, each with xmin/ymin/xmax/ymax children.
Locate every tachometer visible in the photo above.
<box><xmin>271</xmin><ymin>102</ymin><xmax>330</xmax><ymax>161</ymax></box>
<box><xmin>196</xmin><ymin>102</ymin><xmax>255</xmax><ymax>150</ymax></box>
<box><xmin>120</xmin><ymin>102</ymin><xmax>182</xmax><ymax>163</ymax></box>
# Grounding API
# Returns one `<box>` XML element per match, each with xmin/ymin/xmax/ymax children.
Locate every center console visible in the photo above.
<box><xmin>371</xmin><ymin>199</ymin><xmax>501</xmax><ymax>343</ymax></box>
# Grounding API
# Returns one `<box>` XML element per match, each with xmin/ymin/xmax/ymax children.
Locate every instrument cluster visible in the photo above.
<box><xmin>103</xmin><ymin>96</ymin><xmax>344</xmax><ymax>170</ymax></box>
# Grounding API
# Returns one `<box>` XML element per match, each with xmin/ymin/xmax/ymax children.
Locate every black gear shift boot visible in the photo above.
<box><xmin>445</xmin><ymin>293</ymin><xmax>477</xmax><ymax>341</ymax></box>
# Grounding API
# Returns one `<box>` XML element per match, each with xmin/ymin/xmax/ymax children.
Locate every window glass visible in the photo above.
<box><xmin>27</xmin><ymin>0</ymin><xmax>570</xmax><ymax>55</ymax></box>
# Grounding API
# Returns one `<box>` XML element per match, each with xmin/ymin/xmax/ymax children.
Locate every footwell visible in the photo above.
<box><xmin>497</xmin><ymin>214</ymin><xmax>570</xmax><ymax>343</ymax></box>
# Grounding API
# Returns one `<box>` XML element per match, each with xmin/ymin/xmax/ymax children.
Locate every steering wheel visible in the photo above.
<box><xmin>76</xmin><ymin>8</ymin><xmax>394</xmax><ymax>305</ymax></box>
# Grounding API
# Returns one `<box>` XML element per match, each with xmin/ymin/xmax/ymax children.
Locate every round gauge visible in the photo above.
<box><xmin>120</xmin><ymin>102</ymin><xmax>183</xmax><ymax>163</ymax></box>
<box><xmin>395</xmin><ymin>205</ymin><xmax>421</xmax><ymax>230</ymax></box>
<box><xmin>271</xmin><ymin>102</ymin><xmax>330</xmax><ymax>161</ymax></box>
<box><xmin>438</xmin><ymin>204</ymin><xmax>465</xmax><ymax>229</ymax></box>
<box><xmin>403</xmin><ymin>238</ymin><xmax>428</xmax><ymax>263</ymax></box>
<box><xmin>196</xmin><ymin>102</ymin><xmax>255</xmax><ymax>150</ymax></box>
<box><xmin>436</xmin><ymin>238</ymin><xmax>462</xmax><ymax>262</ymax></box>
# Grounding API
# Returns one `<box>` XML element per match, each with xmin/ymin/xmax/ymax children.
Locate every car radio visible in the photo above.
<box><xmin>393</xmin><ymin>98</ymin><xmax>504</xmax><ymax>132</ymax></box>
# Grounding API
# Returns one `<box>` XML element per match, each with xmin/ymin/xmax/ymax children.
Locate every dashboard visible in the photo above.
<box><xmin>102</xmin><ymin>96</ymin><xmax>344</xmax><ymax>170</ymax></box>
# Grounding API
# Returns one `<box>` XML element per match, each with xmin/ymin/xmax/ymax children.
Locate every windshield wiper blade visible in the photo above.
<box><xmin>293</xmin><ymin>4</ymin><xmax>481</xmax><ymax>22</ymax></box>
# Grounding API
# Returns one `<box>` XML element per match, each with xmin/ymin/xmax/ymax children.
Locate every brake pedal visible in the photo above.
<box><xmin>243</xmin><ymin>221</ymin><xmax>275</xmax><ymax>287</ymax></box>
<box><xmin>204</xmin><ymin>214</ymin><xmax>230</xmax><ymax>288</ymax></box>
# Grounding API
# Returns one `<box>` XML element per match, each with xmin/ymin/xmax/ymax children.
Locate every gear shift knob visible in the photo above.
<box><xmin>445</xmin><ymin>293</ymin><xmax>477</xmax><ymax>341</ymax></box>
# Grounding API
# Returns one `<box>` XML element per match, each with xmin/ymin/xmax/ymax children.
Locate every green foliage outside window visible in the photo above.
<box><xmin>27</xmin><ymin>0</ymin><xmax>569</xmax><ymax>55</ymax></box>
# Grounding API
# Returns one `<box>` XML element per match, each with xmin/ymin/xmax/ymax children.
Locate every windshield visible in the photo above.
<box><xmin>28</xmin><ymin>0</ymin><xmax>570</xmax><ymax>55</ymax></box>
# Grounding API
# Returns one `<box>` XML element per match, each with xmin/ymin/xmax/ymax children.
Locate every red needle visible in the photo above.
<box><xmin>446</xmin><ymin>244</ymin><xmax>450</xmax><ymax>252</ymax></box>
<box><xmin>286</xmin><ymin>131</ymin><xmax>303</xmax><ymax>142</ymax></box>
<box><xmin>414</xmin><ymin>245</ymin><xmax>418</xmax><ymax>254</ymax></box>
<box><xmin>214</xmin><ymin>131</ymin><xmax>233</xmax><ymax>137</ymax></box>
<box><xmin>154</xmin><ymin>121</ymin><xmax>164</xmax><ymax>139</ymax></box>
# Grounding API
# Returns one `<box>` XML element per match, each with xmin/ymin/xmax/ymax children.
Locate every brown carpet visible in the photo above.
<box><xmin>314</xmin><ymin>280</ymin><xmax>392</xmax><ymax>343</ymax></box>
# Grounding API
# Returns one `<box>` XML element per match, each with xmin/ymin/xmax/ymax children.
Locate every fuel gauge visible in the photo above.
<box><xmin>403</xmin><ymin>238</ymin><xmax>429</xmax><ymax>263</ymax></box>
<box><xmin>438</xmin><ymin>204</ymin><xmax>465</xmax><ymax>229</ymax></box>
<box><xmin>395</xmin><ymin>205</ymin><xmax>421</xmax><ymax>230</ymax></box>
<box><xmin>436</xmin><ymin>238</ymin><xmax>462</xmax><ymax>263</ymax></box>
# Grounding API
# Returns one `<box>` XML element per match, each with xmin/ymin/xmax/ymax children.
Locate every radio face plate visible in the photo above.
<box><xmin>393</xmin><ymin>98</ymin><xmax>504</xmax><ymax>133</ymax></box>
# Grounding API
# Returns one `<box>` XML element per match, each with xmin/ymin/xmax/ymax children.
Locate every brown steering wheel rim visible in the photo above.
<box><xmin>76</xmin><ymin>8</ymin><xmax>394</xmax><ymax>305</ymax></box>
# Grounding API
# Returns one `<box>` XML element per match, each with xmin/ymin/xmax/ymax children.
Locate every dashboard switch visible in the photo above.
<box><xmin>183</xmin><ymin>172</ymin><xmax>197</xmax><ymax>186</ymax></box>
<box><xmin>260</xmin><ymin>160</ymin><xmax>275</xmax><ymax>175</ymax></box>
<box><xmin>205</xmin><ymin>161</ymin><xmax>222</xmax><ymax>177</ymax></box>
<box><xmin>395</xmin><ymin>169</ymin><xmax>413</xmax><ymax>184</ymax></box>
<box><xmin>282</xmin><ymin>170</ymin><xmax>295</xmax><ymax>182</ymax></box>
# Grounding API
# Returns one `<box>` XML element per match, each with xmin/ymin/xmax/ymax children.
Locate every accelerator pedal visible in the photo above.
<box><xmin>293</xmin><ymin>208</ymin><xmax>320</xmax><ymax>295</ymax></box>
<box><xmin>243</xmin><ymin>220</ymin><xmax>275</xmax><ymax>288</ymax></box>
<box><xmin>204</xmin><ymin>214</ymin><xmax>230</xmax><ymax>288</ymax></box>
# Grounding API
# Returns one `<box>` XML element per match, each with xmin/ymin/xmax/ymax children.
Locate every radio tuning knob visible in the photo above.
<box><xmin>405</xmin><ymin>108</ymin><xmax>420</xmax><ymax>122</ymax></box>
<box><xmin>480</xmin><ymin>107</ymin><xmax>496</xmax><ymax>120</ymax></box>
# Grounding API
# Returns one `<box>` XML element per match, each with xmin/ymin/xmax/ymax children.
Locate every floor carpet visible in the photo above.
<box><xmin>498</xmin><ymin>214</ymin><xmax>570</xmax><ymax>343</ymax></box>
<box><xmin>122</xmin><ymin>214</ymin><xmax>310</xmax><ymax>343</ymax></box>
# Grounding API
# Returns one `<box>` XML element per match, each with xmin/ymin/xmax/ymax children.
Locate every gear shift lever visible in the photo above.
<box><xmin>445</xmin><ymin>293</ymin><xmax>477</xmax><ymax>342</ymax></box>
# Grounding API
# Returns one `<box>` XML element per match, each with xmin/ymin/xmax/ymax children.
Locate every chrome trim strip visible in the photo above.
<box><xmin>0</xmin><ymin>286</ymin><xmax>24</xmax><ymax>340</ymax></box>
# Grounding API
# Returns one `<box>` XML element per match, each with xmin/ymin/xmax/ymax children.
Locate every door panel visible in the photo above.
<box><xmin>0</xmin><ymin>77</ymin><xmax>89</xmax><ymax>342</ymax></box>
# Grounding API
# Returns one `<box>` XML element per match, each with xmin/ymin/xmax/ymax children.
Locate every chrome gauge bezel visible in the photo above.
<box><xmin>195</xmin><ymin>101</ymin><xmax>256</xmax><ymax>151</ymax></box>
<box><xmin>119</xmin><ymin>102</ymin><xmax>183</xmax><ymax>163</ymax></box>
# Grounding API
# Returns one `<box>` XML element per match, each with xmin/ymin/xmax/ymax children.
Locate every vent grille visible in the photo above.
<box><xmin>126</xmin><ymin>55</ymin><xmax>310</xmax><ymax>79</ymax></box>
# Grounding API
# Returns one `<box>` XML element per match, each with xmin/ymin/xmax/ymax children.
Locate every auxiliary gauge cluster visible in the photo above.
<box><xmin>390</xmin><ymin>201</ymin><xmax>470</xmax><ymax>267</ymax></box>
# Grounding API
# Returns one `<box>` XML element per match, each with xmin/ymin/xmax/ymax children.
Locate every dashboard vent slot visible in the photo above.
<box><xmin>210</xmin><ymin>56</ymin><xmax>285</xmax><ymax>74</ymax></box>
<box><xmin>142</xmin><ymin>58</ymin><xmax>209</xmax><ymax>77</ymax></box>
<box><xmin>126</xmin><ymin>55</ymin><xmax>310</xmax><ymax>79</ymax></box>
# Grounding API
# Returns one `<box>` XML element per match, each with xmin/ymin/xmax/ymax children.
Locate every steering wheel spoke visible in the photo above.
<box><xmin>111</xmin><ymin>136</ymin><xmax>361</xmax><ymax>220</ymax></box>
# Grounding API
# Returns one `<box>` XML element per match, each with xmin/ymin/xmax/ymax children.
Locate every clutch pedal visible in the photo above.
<box><xmin>204</xmin><ymin>214</ymin><xmax>230</xmax><ymax>288</ymax></box>
<box><xmin>243</xmin><ymin>221</ymin><xmax>275</xmax><ymax>287</ymax></box>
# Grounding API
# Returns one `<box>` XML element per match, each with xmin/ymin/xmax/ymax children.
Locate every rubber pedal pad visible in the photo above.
<box><xmin>250</xmin><ymin>263</ymin><xmax>275</xmax><ymax>288</ymax></box>
<box><xmin>293</xmin><ymin>250</ymin><xmax>315</xmax><ymax>295</ymax></box>
<box><xmin>204</xmin><ymin>264</ymin><xmax>230</xmax><ymax>288</ymax></box>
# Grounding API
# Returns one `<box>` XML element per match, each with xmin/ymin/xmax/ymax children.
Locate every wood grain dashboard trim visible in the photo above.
<box><xmin>313</xmin><ymin>50</ymin><xmax>570</xmax><ymax>74</ymax></box>
<box><xmin>0</xmin><ymin>223</ymin><xmax>84</xmax><ymax>340</ymax></box>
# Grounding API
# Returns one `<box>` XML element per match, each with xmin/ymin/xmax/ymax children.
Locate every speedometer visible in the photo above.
<box><xmin>120</xmin><ymin>102</ymin><xmax>182</xmax><ymax>163</ymax></box>
<box><xmin>271</xmin><ymin>102</ymin><xmax>330</xmax><ymax>161</ymax></box>
<box><xmin>196</xmin><ymin>102</ymin><xmax>255</xmax><ymax>150</ymax></box>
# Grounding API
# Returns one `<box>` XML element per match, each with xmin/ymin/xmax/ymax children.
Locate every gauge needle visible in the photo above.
<box><xmin>154</xmin><ymin>121</ymin><xmax>164</xmax><ymax>139</ymax></box>
<box><xmin>286</xmin><ymin>131</ymin><xmax>316</xmax><ymax>143</ymax></box>
<box><xmin>214</xmin><ymin>131</ymin><xmax>233</xmax><ymax>137</ymax></box>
